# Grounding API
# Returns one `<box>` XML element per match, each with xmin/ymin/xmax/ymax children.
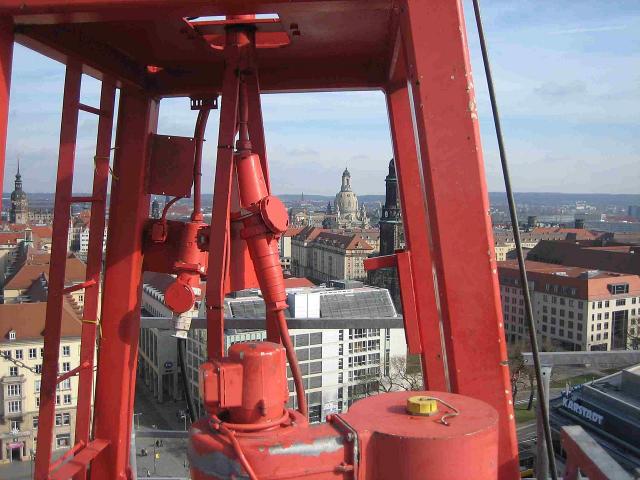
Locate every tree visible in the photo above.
<box><xmin>378</xmin><ymin>355</ymin><xmax>423</xmax><ymax>392</ymax></box>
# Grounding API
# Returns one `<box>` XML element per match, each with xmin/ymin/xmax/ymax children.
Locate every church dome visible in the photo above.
<box><xmin>334</xmin><ymin>167</ymin><xmax>358</xmax><ymax>215</ymax></box>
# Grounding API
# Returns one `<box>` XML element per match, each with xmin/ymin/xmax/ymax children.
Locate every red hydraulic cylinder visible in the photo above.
<box><xmin>92</xmin><ymin>90</ymin><xmax>159</xmax><ymax>480</ymax></box>
<box><xmin>0</xmin><ymin>16</ymin><xmax>12</xmax><ymax>205</ymax></box>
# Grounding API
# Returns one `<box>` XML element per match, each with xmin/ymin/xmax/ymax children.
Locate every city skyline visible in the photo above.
<box><xmin>3</xmin><ymin>0</ymin><xmax>639</xmax><ymax>196</ymax></box>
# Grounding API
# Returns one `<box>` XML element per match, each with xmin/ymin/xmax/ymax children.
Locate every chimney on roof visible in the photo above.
<box><xmin>574</xmin><ymin>215</ymin><xmax>585</xmax><ymax>229</ymax></box>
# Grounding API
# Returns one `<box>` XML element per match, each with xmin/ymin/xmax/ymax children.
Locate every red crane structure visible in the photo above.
<box><xmin>0</xmin><ymin>1</ymin><xmax>527</xmax><ymax>479</ymax></box>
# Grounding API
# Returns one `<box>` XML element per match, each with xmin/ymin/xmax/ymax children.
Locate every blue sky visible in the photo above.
<box><xmin>3</xmin><ymin>0</ymin><xmax>639</xmax><ymax>195</ymax></box>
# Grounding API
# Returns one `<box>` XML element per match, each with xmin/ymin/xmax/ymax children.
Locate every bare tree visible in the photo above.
<box><xmin>378</xmin><ymin>356</ymin><xmax>423</xmax><ymax>392</ymax></box>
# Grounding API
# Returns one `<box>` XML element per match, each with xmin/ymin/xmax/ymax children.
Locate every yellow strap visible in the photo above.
<box><xmin>82</xmin><ymin>318</ymin><xmax>102</xmax><ymax>339</ymax></box>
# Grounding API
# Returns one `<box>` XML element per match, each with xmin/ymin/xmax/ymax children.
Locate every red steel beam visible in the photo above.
<box><xmin>205</xmin><ymin>30</ymin><xmax>241</xmax><ymax>360</ymax></box>
<box><xmin>400</xmin><ymin>0</ymin><xmax>518</xmax><ymax>477</ymax></box>
<box><xmin>35</xmin><ymin>61</ymin><xmax>82</xmax><ymax>480</ymax></box>
<box><xmin>74</xmin><ymin>77</ymin><xmax>116</xmax><ymax>480</ymax></box>
<box><xmin>385</xmin><ymin>71</ymin><xmax>447</xmax><ymax>391</ymax></box>
<box><xmin>92</xmin><ymin>90</ymin><xmax>159</xmax><ymax>480</ymax></box>
<box><xmin>0</xmin><ymin>17</ymin><xmax>12</xmax><ymax>214</ymax></box>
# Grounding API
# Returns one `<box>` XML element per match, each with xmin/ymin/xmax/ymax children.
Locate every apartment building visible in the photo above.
<box><xmin>493</xmin><ymin>227</ymin><xmax>603</xmax><ymax>262</ymax></box>
<box><xmin>138</xmin><ymin>272</ymin><xmax>200</xmax><ymax>403</ymax></box>
<box><xmin>291</xmin><ymin>227</ymin><xmax>375</xmax><ymax>283</ymax></box>
<box><xmin>278</xmin><ymin>227</ymin><xmax>303</xmax><ymax>272</ymax></box>
<box><xmin>499</xmin><ymin>260</ymin><xmax>640</xmax><ymax>351</ymax></box>
<box><xmin>2</xmin><ymin>251</ymin><xmax>86</xmax><ymax>307</ymax></box>
<box><xmin>185</xmin><ymin>284</ymin><xmax>406</xmax><ymax>423</ymax></box>
<box><xmin>0</xmin><ymin>301</ymin><xmax>81</xmax><ymax>463</ymax></box>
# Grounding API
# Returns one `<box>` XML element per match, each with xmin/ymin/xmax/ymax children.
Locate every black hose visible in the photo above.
<box><xmin>471</xmin><ymin>1</ymin><xmax>558</xmax><ymax>478</ymax></box>
<box><xmin>178</xmin><ymin>337</ymin><xmax>197</xmax><ymax>424</ymax></box>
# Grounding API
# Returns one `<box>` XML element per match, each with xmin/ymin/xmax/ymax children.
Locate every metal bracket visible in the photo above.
<box><xmin>190</xmin><ymin>96</ymin><xmax>219</xmax><ymax>110</ymax></box>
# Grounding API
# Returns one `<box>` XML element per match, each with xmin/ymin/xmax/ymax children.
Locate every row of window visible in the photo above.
<box><xmin>7</xmin><ymin>362</ymin><xmax>72</xmax><ymax>377</ymax></box>
<box><xmin>2</xmin><ymin>346</ymin><xmax>71</xmax><ymax>361</ymax></box>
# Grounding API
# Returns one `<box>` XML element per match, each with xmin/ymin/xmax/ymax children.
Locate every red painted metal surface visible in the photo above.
<box><xmin>148</xmin><ymin>133</ymin><xmax>196</xmax><ymax>197</ymax></box>
<box><xmin>190</xmin><ymin>390</ymin><xmax>498</xmax><ymax>480</ymax></box>
<box><xmin>385</xmin><ymin>75</ymin><xmax>448</xmax><ymax>390</ymax></box>
<box><xmin>346</xmin><ymin>391</ymin><xmax>499</xmax><ymax>480</ymax></box>
<box><xmin>91</xmin><ymin>90</ymin><xmax>159</xmax><ymax>480</ymax></box>
<box><xmin>399</xmin><ymin>1</ymin><xmax>518</xmax><ymax>476</ymax></box>
<box><xmin>74</xmin><ymin>78</ymin><xmax>115</xmax><ymax>480</ymax></box>
<box><xmin>0</xmin><ymin>17</ymin><xmax>12</xmax><ymax>208</ymax></box>
<box><xmin>0</xmin><ymin>2</ymin><xmax>524</xmax><ymax>478</ymax></box>
<box><xmin>35</xmin><ymin>62</ymin><xmax>82</xmax><ymax>480</ymax></box>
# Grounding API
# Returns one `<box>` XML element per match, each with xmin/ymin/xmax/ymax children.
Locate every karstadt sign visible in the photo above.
<box><xmin>562</xmin><ymin>397</ymin><xmax>604</xmax><ymax>426</ymax></box>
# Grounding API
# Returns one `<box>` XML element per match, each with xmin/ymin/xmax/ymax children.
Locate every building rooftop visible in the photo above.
<box><xmin>0</xmin><ymin>300</ymin><xmax>82</xmax><ymax>341</ymax></box>
<box><xmin>527</xmin><ymin>239</ymin><xmax>640</xmax><ymax>276</ymax></box>
<box><xmin>313</xmin><ymin>231</ymin><xmax>373</xmax><ymax>251</ymax></box>
<box><xmin>498</xmin><ymin>260</ymin><xmax>640</xmax><ymax>300</ymax></box>
<box><xmin>4</xmin><ymin>253</ymin><xmax>86</xmax><ymax>291</ymax></box>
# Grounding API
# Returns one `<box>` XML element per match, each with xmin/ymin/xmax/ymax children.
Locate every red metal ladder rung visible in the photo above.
<box><xmin>61</xmin><ymin>279</ymin><xmax>96</xmax><ymax>295</ymax></box>
<box><xmin>48</xmin><ymin>438</ymin><xmax>110</xmax><ymax>480</ymax></box>
<box><xmin>55</xmin><ymin>360</ymin><xmax>91</xmax><ymax>385</ymax></box>
<box><xmin>78</xmin><ymin>102</ymin><xmax>110</xmax><ymax>118</ymax></box>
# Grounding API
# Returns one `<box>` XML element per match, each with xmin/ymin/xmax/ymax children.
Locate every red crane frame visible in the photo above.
<box><xmin>0</xmin><ymin>1</ymin><xmax>518</xmax><ymax>479</ymax></box>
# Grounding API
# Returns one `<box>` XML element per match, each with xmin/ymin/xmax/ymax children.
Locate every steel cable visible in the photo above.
<box><xmin>471</xmin><ymin>1</ymin><xmax>558</xmax><ymax>478</ymax></box>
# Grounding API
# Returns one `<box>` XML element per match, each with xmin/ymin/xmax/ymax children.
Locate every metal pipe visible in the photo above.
<box><xmin>192</xmin><ymin>107</ymin><xmax>210</xmax><ymax>221</ymax></box>
<box><xmin>471</xmin><ymin>1</ymin><xmax>558</xmax><ymax>477</ymax></box>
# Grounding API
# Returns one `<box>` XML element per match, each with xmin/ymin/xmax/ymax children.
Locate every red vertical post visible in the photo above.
<box><xmin>205</xmin><ymin>33</ymin><xmax>240</xmax><ymax>361</ymax></box>
<box><xmin>0</xmin><ymin>17</ymin><xmax>12</xmax><ymax>208</ymax></box>
<box><xmin>385</xmin><ymin>72</ymin><xmax>447</xmax><ymax>390</ymax></box>
<box><xmin>400</xmin><ymin>1</ymin><xmax>518</xmax><ymax>477</ymax></box>
<box><xmin>73</xmin><ymin>78</ymin><xmax>116</xmax><ymax>480</ymax></box>
<box><xmin>35</xmin><ymin>62</ymin><xmax>82</xmax><ymax>480</ymax></box>
<box><xmin>91</xmin><ymin>90</ymin><xmax>158</xmax><ymax>480</ymax></box>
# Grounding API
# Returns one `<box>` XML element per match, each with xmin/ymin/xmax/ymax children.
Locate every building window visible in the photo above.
<box><xmin>7</xmin><ymin>384</ymin><xmax>21</xmax><ymax>397</ymax></box>
<box><xmin>35</xmin><ymin>380</ymin><xmax>41</xmax><ymax>393</ymax></box>
<box><xmin>62</xmin><ymin>362</ymin><xmax>71</xmax><ymax>372</ymax></box>
<box><xmin>608</xmin><ymin>283</ymin><xmax>629</xmax><ymax>295</ymax></box>
<box><xmin>35</xmin><ymin>364</ymin><xmax>42</xmax><ymax>374</ymax></box>
<box><xmin>56</xmin><ymin>434</ymin><xmax>71</xmax><ymax>449</ymax></box>
<box><xmin>33</xmin><ymin>416</ymin><xmax>39</xmax><ymax>429</ymax></box>
<box><xmin>8</xmin><ymin>330</ymin><xmax>16</xmax><ymax>340</ymax></box>
<box><xmin>616</xmin><ymin>299</ymin><xmax>626</xmax><ymax>306</ymax></box>
<box><xmin>62</xmin><ymin>346</ymin><xmax>70</xmax><ymax>357</ymax></box>
<box><xmin>28</xmin><ymin>348</ymin><xmax>37</xmax><ymax>359</ymax></box>
<box><xmin>10</xmin><ymin>420</ymin><xmax>20</xmax><ymax>431</ymax></box>
<box><xmin>15</xmin><ymin>349</ymin><xmax>23</xmax><ymax>360</ymax></box>
<box><xmin>63</xmin><ymin>394</ymin><xmax>72</xmax><ymax>405</ymax></box>
<box><xmin>8</xmin><ymin>400</ymin><xmax>21</xmax><ymax>413</ymax></box>
<box><xmin>597</xmin><ymin>302</ymin><xmax>603</xmax><ymax>309</ymax></box>
<box><xmin>40</xmin><ymin>348</ymin><xmax>44</xmax><ymax>358</ymax></box>
<box><xmin>10</xmin><ymin>366</ymin><xmax>18</xmax><ymax>376</ymax></box>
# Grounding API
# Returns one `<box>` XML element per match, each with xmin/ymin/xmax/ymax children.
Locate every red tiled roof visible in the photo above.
<box><xmin>283</xmin><ymin>277</ymin><xmax>315</xmax><ymax>288</ymax></box>
<box><xmin>313</xmin><ymin>232</ymin><xmax>373</xmax><ymax>251</ymax></box>
<box><xmin>0</xmin><ymin>300</ymin><xmax>82</xmax><ymax>341</ymax></box>
<box><xmin>530</xmin><ymin>227</ymin><xmax>602</xmax><ymax>240</ymax></box>
<box><xmin>498</xmin><ymin>260</ymin><xmax>640</xmax><ymax>300</ymax></box>
<box><xmin>4</xmin><ymin>255</ymin><xmax>86</xmax><ymax>291</ymax></box>
<box><xmin>283</xmin><ymin>227</ymin><xmax>304</xmax><ymax>237</ymax></box>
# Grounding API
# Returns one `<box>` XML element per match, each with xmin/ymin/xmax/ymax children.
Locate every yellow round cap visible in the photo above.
<box><xmin>406</xmin><ymin>396</ymin><xmax>439</xmax><ymax>416</ymax></box>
